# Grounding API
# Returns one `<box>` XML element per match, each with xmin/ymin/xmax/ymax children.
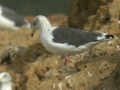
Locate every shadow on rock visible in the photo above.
<box><xmin>0</xmin><ymin>43</ymin><xmax>51</xmax><ymax>73</ymax></box>
<box><xmin>92</xmin><ymin>63</ymin><xmax>120</xmax><ymax>90</ymax></box>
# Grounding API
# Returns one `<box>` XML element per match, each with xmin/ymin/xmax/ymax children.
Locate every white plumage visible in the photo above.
<box><xmin>31</xmin><ymin>15</ymin><xmax>114</xmax><ymax>55</ymax></box>
<box><xmin>0</xmin><ymin>5</ymin><xmax>31</xmax><ymax>30</ymax></box>
<box><xmin>0</xmin><ymin>72</ymin><xmax>12</xmax><ymax>90</ymax></box>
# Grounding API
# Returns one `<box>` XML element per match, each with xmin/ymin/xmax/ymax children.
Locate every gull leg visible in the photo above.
<box><xmin>64</xmin><ymin>57</ymin><xmax>70</xmax><ymax>65</ymax></box>
<box><xmin>59</xmin><ymin>55</ymin><xmax>71</xmax><ymax>65</ymax></box>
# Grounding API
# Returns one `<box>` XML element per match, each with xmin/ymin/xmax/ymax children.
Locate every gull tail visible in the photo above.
<box><xmin>105</xmin><ymin>35</ymin><xmax>114</xmax><ymax>40</ymax></box>
<box><xmin>97</xmin><ymin>33</ymin><xmax>114</xmax><ymax>40</ymax></box>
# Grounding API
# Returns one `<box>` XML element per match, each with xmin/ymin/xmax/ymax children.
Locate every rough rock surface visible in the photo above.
<box><xmin>0</xmin><ymin>27</ymin><xmax>119</xmax><ymax>90</ymax></box>
<box><xmin>0</xmin><ymin>13</ymin><xmax>120</xmax><ymax>90</ymax></box>
<box><xmin>48</xmin><ymin>14</ymin><xmax>68</xmax><ymax>26</ymax></box>
<box><xmin>69</xmin><ymin>0</ymin><xmax>120</xmax><ymax>34</ymax></box>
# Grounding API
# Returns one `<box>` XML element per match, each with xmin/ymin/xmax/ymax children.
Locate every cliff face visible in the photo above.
<box><xmin>69</xmin><ymin>0</ymin><xmax>120</xmax><ymax>34</ymax></box>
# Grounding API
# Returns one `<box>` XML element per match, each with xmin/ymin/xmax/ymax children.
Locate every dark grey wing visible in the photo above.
<box><xmin>1</xmin><ymin>6</ymin><xmax>26</xmax><ymax>27</ymax></box>
<box><xmin>52</xmin><ymin>27</ymin><xmax>103</xmax><ymax>47</ymax></box>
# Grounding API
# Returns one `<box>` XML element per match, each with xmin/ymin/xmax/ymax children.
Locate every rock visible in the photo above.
<box><xmin>0</xmin><ymin>14</ymin><xmax>120</xmax><ymax>90</ymax></box>
<box><xmin>25</xmin><ymin>16</ymin><xmax>34</xmax><ymax>24</ymax></box>
<box><xmin>0</xmin><ymin>44</ymin><xmax>28</xmax><ymax>64</ymax></box>
<box><xmin>69</xmin><ymin>0</ymin><xmax>120</xmax><ymax>34</ymax></box>
<box><xmin>93</xmin><ymin>64</ymin><xmax>120</xmax><ymax>90</ymax></box>
<box><xmin>48</xmin><ymin>14</ymin><xmax>68</xmax><ymax>27</ymax></box>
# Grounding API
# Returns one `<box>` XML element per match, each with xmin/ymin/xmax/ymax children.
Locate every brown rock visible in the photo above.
<box><xmin>25</xmin><ymin>16</ymin><xmax>34</xmax><ymax>24</ymax></box>
<box><xmin>69</xmin><ymin>0</ymin><xmax>120</xmax><ymax>34</ymax></box>
<box><xmin>48</xmin><ymin>14</ymin><xmax>68</xmax><ymax>27</ymax></box>
<box><xmin>0</xmin><ymin>19</ymin><xmax>120</xmax><ymax>90</ymax></box>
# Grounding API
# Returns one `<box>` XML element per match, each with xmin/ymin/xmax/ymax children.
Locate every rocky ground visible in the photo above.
<box><xmin>0</xmin><ymin>14</ymin><xmax>120</xmax><ymax>90</ymax></box>
<box><xmin>69</xmin><ymin>0</ymin><xmax>120</xmax><ymax>35</ymax></box>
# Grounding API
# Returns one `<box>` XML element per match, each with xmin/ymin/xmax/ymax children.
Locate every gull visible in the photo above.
<box><xmin>0</xmin><ymin>72</ymin><xmax>12</xmax><ymax>90</ymax></box>
<box><xmin>31</xmin><ymin>15</ymin><xmax>114</xmax><ymax>62</ymax></box>
<box><xmin>0</xmin><ymin>5</ymin><xmax>31</xmax><ymax>30</ymax></box>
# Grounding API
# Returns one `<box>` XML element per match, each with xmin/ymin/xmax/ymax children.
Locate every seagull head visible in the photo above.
<box><xmin>31</xmin><ymin>15</ymin><xmax>52</xmax><ymax>37</ymax></box>
<box><xmin>0</xmin><ymin>72</ymin><xmax>11</xmax><ymax>83</ymax></box>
